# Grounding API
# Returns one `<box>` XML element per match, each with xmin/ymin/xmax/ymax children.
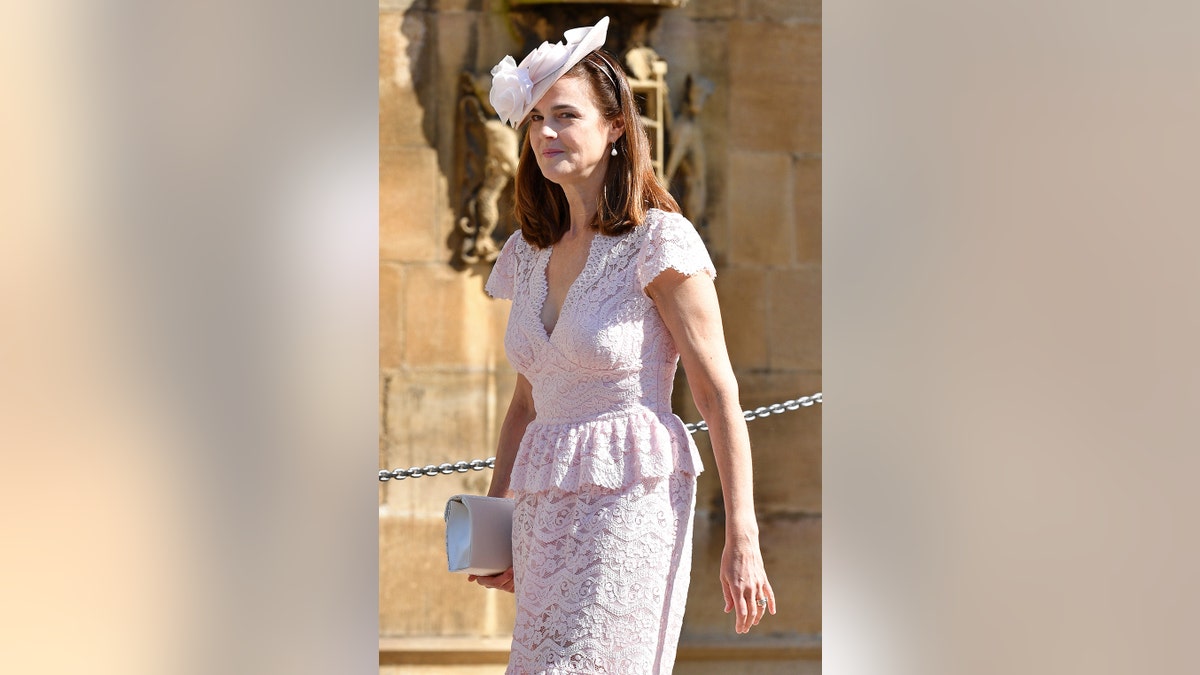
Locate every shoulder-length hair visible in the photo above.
<box><xmin>514</xmin><ymin>48</ymin><xmax>679</xmax><ymax>250</ymax></box>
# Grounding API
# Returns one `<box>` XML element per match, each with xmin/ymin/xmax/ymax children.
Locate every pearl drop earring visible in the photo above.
<box><xmin>611</xmin><ymin>143</ymin><xmax>618</xmax><ymax>157</ymax></box>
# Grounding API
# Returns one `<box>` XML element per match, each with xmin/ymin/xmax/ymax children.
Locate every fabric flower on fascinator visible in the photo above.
<box><xmin>489</xmin><ymin>56</ymin><xmax>534</xmax><ymax>126</ymax></box>
<box><xmin>488</xmin><ymin>16</ymin><xmax>610</xmax><ymax>128</ymax></box>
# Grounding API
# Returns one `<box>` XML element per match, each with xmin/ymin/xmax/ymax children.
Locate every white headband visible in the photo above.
<box><xmin>489</xmin><ymin>16</ymin><xmax>610</xmax><ymax>128</ymax></box>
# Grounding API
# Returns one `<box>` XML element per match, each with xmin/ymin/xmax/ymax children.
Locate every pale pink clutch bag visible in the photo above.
<box><xmin>444</xmin><ymin>495</ymin><xmax>514</xmax><ymax>576</ymax></box>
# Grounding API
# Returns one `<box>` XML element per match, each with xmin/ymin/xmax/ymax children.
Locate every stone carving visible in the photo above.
<box><xmin>455</xmin><ymin>72</ymin><xmax>520</xmax><ymax>265</ymax></box>
<box><xmin>623</xmin><ymin>18</ymin><xmax>670</xmax><ymax>181</ymax></box>
<box><xmin>665</xmin><ymin>74</ymin><xmax>714</xmax><ymax>227</ymax></box>
<box><xmin>624</xmin><ymin>19</ymin><xmax>666</xmax><ymax>82</ymax></box>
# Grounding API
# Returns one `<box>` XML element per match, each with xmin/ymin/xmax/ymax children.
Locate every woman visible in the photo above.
<box><xmin>468</xmin><ymin>17</ymin><xmax>775</xmax><ymax>674</ymax></box>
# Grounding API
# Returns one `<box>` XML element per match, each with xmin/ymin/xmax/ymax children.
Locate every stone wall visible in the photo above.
<box><xmin>380</xmin><ymin>1</ymin><xmax>820</xmax><ymax>671</ymax></box>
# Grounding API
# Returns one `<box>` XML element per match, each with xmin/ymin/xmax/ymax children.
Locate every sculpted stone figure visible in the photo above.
<box><xmin>624</xmin><ymin>20</ymin><xmax>665</xmax><ymax>82</ymax></box>
<box><xmin>665</xmin><ymin>74</ymin><xmax>714</xmax><ymax>226</ymax></box>
<box><xmin>456</xmin><ymin>72</ymin><xmax>520</xmax><ymax>264</ymax></box>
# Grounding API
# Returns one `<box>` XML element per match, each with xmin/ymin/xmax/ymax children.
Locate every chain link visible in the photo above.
<box><xmin>680</xmin><ymin>391</ymin><xmax>821</xmax><ymax>434</ymax></box>
<box><xmin>378</xmin><ymin>458</ymin><xmax>496</xmax><ymax>482</ymax></box>
<box><xmin>378</xmin><ymin>392</ymin><xmax>821</xmax><ymax>481</ymax></box>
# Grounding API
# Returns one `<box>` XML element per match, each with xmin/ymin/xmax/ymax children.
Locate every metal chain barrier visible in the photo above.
<box><xmin>378</xmin><ymin>392</ymin><xmax>821</xmax><ymax>482</ymax></box>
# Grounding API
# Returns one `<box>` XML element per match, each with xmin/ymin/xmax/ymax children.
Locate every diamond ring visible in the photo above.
<box><xmin>756</xmin><ymin>598</ymin><xmax>767</xmax><ymax>608</ymax></box>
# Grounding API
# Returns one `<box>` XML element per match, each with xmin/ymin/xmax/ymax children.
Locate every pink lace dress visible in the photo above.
<box><xmin>485</xmin><ymin>209</ymin><xmax>716</xmax><ymax>675</ymax></box>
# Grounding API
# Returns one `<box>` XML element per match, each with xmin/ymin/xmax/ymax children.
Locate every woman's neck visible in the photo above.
<box><xmin>559</xmin><ymin>183</ymin><xmax>602</xmax><ymax>237</ymax></box>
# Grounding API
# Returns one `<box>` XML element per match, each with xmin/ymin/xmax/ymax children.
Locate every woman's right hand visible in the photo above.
<box><xmin>467</xmin><ymin>567</ymin><xmax>515</xmax><ymax>593</ymax></box>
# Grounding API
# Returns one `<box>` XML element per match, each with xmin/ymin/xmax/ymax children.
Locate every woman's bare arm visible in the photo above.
<box><xmin>487</xmin><ymin>372</ymin><xmax>536</xmax><ymax>498</ymax></box>
<box><xmin>470</xmin><ymin>372</ymin><xmax>536</xmax><ymax>593</ymax></box>
<box><xmin>647</xmin><ymin>269</ymin><xmax>777</xmax><ymax>634</ymax></box>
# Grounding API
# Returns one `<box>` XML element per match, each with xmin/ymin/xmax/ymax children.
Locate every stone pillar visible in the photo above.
<box><xmin>379</xmin><ymin>2</ymin><xmax>519</xmax><ymax>671</ymax></box>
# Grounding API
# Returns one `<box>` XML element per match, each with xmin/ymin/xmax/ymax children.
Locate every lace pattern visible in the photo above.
<box><xmin>510</xmin><ymin>409</ymin><xmax>702</xmax><ymax>493</ymax></box>
<box><xmin>509</xmin><ymin>473</ymin><xmax>697</xmax><ymax>675</ymax></box>
<box><xmin>635</xmin><ymin>210</ymin><xmax>717</xmax><ymax>291</ymax></box>
<box><xmin>485</xmin><ymin>231</ymin><xmax>524</xmax><ymax>300</ymax></box>
<box><xmin>488</xmin><ymin>209</ymin><xmax>715</xmax><ymax>494</ymax></box>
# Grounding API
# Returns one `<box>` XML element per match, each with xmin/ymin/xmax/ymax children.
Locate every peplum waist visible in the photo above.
<box><xmin>509</xmin><ymin>407</ymin><xmax>705</xmax><ymax>494</ymax></box>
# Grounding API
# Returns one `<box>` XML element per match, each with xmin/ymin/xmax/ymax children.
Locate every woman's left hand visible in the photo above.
<box><xmin>468</xmin><ymin>567</ymin><xmax>515</xmax><ymax>593</ymax></box>
<box><xmin>720</xmin><ymin>536</ymin><xmax>776</xmax><ymax>634</ymax></box>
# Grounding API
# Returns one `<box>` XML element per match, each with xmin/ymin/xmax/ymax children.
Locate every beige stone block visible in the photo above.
<box><xmin>381</xmin><ymin>263</ymin><xmax>405</xmax><ymax>370</ymax></box>
<box><xmin>730</xmin><ymin>21</ymin><xmax>820</xmax><ymax>87</ymax></box>
<box><xmin>382</xmin><ymin>369</ymin><xmax>395</xmax><ymax>506</ymax></box>
<box><xmin>730</xmin><ymin>81</ymin><xmax>821</xmax><ymax>155</ymax></box>
<box><xmin>739</xmin><ymin>370</ymin><xmax>823</xmax><ymax>513</ymax></box>
<box><xmin>742</xmin><ymin>0</ymin><xmax>821</xmax><ymax>23</ymax></box>
<box><xmin>793</xmin><ymin>155</ymin><xmax>821</xmax><ymax>265</ymax></box>
<box><xmin>679</xmin><ymin>515</ymin><xmax>727</xmax><ymax>632</ymax></box>
<box><xmin>688</xmin><ymin>369</ymin><xmax>821</xmax><ymax>527</ymax></box>
<box><xmin>692</xmin><ymin>21</ymin><xmax>731</xmax><ymax>102</ymax></box>
<box><xmin>380</xmin><ymin>11</ymin><xmax>433</xmax><ymax>149</ymax></box>
<box><xmin>381</xmin><ymin>667</ymin><xmax>507</xmax><ymax>675</ymax></box>
<box><xmin>762</xmin><ymin>516</ymin><xmax>821</xmax><ymax>634</ymax></box>
<box><xmin>666</xmin><ymin>372</ymin><xmax>719</xmax><ymax>521</ymax></box>
<box><xmin>727</xmin><ymin>151</ymin><xmax>793</xmax><ymax>266</ymax></box>
<box><xmin>768</xmin><ymin>267</ymin><xmax>821</xmax><ymax>372</ymax></box>
<box><xmin>381</xmin><ymin>146</ymin><xmax>440</xmax><ymax>262</ymax></box>
<box><xmin>714</xmin><ymin>266</ymin><xmax>768</xmax><ymax>370</ymax></box>
<box><xmin>684</xmin><ymin>0</ymin><xmax>737</xmax><ymax>19</ymax></box>
<box><xmin>402</xmin><ymin>263</ymin><xmax>494</xmax><ymax>367</ymax></box>
<box><xmin>509</xmin><ymin>0</ymin><xmax>688</xmax><ymax>5</ymax></box>
<box><xmin>380</xmin><ymin>513</ymin><xmax>516</xmax><ymax>636</ymax></box>
<box><xmin>485</xmin><ymin>294</ymin><xmax>519</xmax><ymax>457</ymax></box>
<box><xmin>431</xmin><ymin>10</ymin><xmax>477</xmax><ymax>168</ymax></box>
<box><xmin>379</xmin><ymin>0</ymin><xmax>428</xmax><ymax>10</ymax></box>
<box><xmin>684</xmin><ymin>514</ymin><xmax>821</xmax><ymax>638</ymax></box>
<box><xmin>430</xmin><ymin>0</ymin><xmax>475</xmax><ymax>11</ymax></box>
<box><xmin>487</xmin><ymin>367</ymin><xmax>519</xmax><ymax>455</ymax></box>
<box><xmin>729</xmin><ymin>22</ymin><xmax>820</xmax><ymax>153</ymax></box>
<box><xmin>487</xmin><ymin>279</ymin><xmax>514</xmax><ymax>368</ymax></box>
<box><xmin>676</xmin><ymin>660</ymin><xmax>820</xmax><ymax>675</ymax></box>
<box><xmin>684</xmin><ymin>21</ymin><xmax>733</xmax><ymax>258</ymax></box>
<box><xmin>384</xmin><ymin>369</ymin><xmax>496</xmax><ymax>512</ymax></box>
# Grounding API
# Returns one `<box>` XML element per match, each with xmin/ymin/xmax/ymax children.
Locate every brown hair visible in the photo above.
<box><xmin>514</xmin><ymin>49</ymin><xmax>679</xmax><ymax>249</ymax></box>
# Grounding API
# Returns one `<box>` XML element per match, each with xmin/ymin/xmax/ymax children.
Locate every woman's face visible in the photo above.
<box><xmin>527</xmin><ymin>75</ymin><xmax>622</xmax><ymax>189</ymax></box>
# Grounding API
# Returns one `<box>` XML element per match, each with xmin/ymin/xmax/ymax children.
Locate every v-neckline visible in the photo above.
<box><xmin>538</xmin><ymin>233</ymin><xmax>602</xmax><ymax>340</ymax></box>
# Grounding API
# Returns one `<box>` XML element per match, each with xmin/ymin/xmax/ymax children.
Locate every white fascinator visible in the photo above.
<box><xmin>489</xmin><ymin>16</ymin><xmax>610</xmax><ymax>128</ymax></box>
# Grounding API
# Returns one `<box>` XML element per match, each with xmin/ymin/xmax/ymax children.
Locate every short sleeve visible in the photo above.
<box><xmin>484</xmin><ymin>231</ymin><xmax>524</xmax><ymax>300</ymax></box>
<box><xmin>635</xmin><ymin>212</ymin><xmax>717</xmax><ymax>290</ymax></box>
